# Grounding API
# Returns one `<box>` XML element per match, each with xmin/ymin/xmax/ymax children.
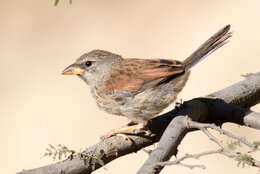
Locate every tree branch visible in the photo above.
<box><xmin>151</xmin><ymin>119</ymin><xmax>260</xmax><ymax>171</ymax></box>
<box><xmin>18</xmin><ymin>72</ymin><xmax>260</xmax><ymax>174</ymax></box>
<box><xmin>137</xmin><ymin>72</ymin><xmax>260</xmax><ymax>174</ymax></box>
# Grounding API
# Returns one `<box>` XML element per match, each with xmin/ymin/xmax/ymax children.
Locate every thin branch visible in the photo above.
<box><xmin>201</xmin><ymin>128</ymin><xmax>225</xmax><ymax>149</ymax></box>
<box><xmin>176</xmin><ymin>163</ymin><xmax>206</xmax><ymax>169</ymax></box>
<box><xmin>187</xmin><ymin>120</ymin><xmax>255</xmax><ymax>150</ymax></box>
<box><xmin>156</xmin><ymin>149</ymin><xmax>222</xmax><ymax>168</ymax></box>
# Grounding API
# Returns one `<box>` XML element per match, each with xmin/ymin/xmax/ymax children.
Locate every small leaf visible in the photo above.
<box><xmin>84</xmin><ymin>157</ymin><xmax>91</xmax><ymax>168</ymax></box>
<box><xmin>49</xmin><ymin>144</ymin><xmax>56</xmax><ymax>150</ymax></box>
<box><xmin>97</xmin><ymin>158</ymin><xmax>104</xmax><ymax>166</ymax></box>
<box><xmin>253</xmin><ymin>141</ymin><xmax>260</xmax><ymax>146</ymax></box>
<box><xmin>58</xmin><ymin>151</ymin><xmax>63</xmax><ymax>160</ymax></box>
<box><xmin>69</xmin><ymin>0</ymin><xmax>72</xmax><ymax>4</ymax></box>
<box><xmin>99</xmin><ymin>149</ymin><xmax>105</xmax><ymax>158</ymax></box>
<box><xmin>91</xmin><ymin>163</ymin><xmax>96</xmax><ymax>170</ymax></box>
<box><xmin>43</xmin><ymin>152</ymin><xmax>49</xmax><ymax>157</ymax></box>
<box><xmin>235</xmin><ymin>154</ymin><xmax>253</xmax><ymax>167</ymax></box>
<box><xmin>227</xmin><ymin>140</ymin><xmax>241</xmax><ymax>150</ymax></box>
<box><xmin>91</xmin><ymin>158</ymin><xmax>97</xmax><ymax>170</ymax></box>
<box><xmin>253</xmin><ymin>141</ymin><xmax>260</xmax><ymax>150</ymax></box>
<box><xmin>237</xmin><ymin>161</ymin><xmax>241</xmax><ymax>167</ymax></box>
<box><xmin>54</xmin><ymin>0</ymin><xmax>60</xmax><ymax>6</ymax></box>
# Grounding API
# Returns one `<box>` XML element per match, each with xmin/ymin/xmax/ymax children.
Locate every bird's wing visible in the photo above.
<box><xmin>104</xmin><ymin>58</ymin><xmax>185</xmax><ymax>95</ymax></box>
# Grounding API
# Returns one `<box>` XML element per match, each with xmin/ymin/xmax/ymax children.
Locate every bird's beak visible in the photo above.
<box><xmin>62</xmin><ymin>64</ymin><xmax>84</xmax><ymax>75</ymax></box>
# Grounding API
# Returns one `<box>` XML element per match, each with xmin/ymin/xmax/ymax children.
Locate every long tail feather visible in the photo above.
<box><xmin>183</xmin><ymin>25</ymin><xmax>232</xmax><ymax>70</ymax></box>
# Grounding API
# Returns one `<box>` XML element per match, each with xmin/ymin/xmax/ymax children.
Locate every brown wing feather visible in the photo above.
<box><xmin>105</xmin><ymin>59</ymin><xmax>185</xmax><ymax>94</ymax></box>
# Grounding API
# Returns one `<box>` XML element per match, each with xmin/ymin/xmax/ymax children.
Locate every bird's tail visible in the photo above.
<box><xmin>183</xmin><ymin>25</ymin><xmax>232</xmax><ymax>70</ymax></box>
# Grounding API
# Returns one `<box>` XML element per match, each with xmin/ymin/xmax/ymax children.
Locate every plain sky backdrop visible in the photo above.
<box><xmin>1</xmin><ymin>0</ymin><xmax>260</xmax><ymax>174</ymax></box>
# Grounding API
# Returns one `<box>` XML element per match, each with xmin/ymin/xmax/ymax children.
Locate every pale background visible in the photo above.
<box><xmin>1</xmin><ymin>0</ymin><xmax>260</xmax><ymax>174</ymax></box>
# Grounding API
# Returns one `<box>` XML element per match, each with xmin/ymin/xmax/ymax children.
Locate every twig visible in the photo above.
<box><xmin>177</xmin><ymin>163</ymin><xmax>206</xmax><ymax>169</ymax></box>
<box><xmin>201</xmin><ymin>128</ymin><xmax>225</xmax><ymax>149</ymax></box>
<box><xmin>156</xmin><ymin>149</ymin><xmax>223</xmax><ymax>168</ymax></box>
<box><xmin>187</xmin><ymin>120</ymin><xmax>256</xmax><ymax>150</ymax></box>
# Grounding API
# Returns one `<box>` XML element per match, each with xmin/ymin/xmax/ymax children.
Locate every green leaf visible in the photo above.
<box><xmin>91</xmin><ymin>158</ymin><xmax>97</xmax><ymax>170</ymax></box>
<box><xmin>49</xmin><ymin>144</ymin><xmax>56</xmax><ymax>150</ymax></box>
<box><xmin>235</xmin><ymin>154</ymin><xmax>253</xmax><ymax>167</ymax></box>
<box><xmin>97</xmin><ymin>158</ymin><xmax>104</xmax><ymax>166</ymax></box>
<box><xmin>54</xmin><ymin>0</ymin><xmax>60</xmax><ymax>6</ymax></box>
<box><xmin>253</xmin><ymin>141</ymin><xmax>260</xmax><ymax>150</ymax></box>
<box><xmin>54</xmin><ymin>0</ymin><xmax>72</xmax><ymax>6</ymax></box>
<box><xmin>227</xmin><ymin>140</ymin><xmax>241</xmax><ymax>150</ymax></box>
<box><xmin>237</xmin><ymin>161</ymin><xmax>241</xmax><ymax>167</ymax></box>
<box><xmin>58</xmin><ymin>151</ymin><xmax>63</xmax><ymax>160</ymax></box>
<box><xmin>253</xmin><ymin>141</ymin><xmax>260</xmax><ymax>146</ymax></box>
<box><xmin>43</xmin><ymin>152</ymin><xmax>49</xmax><ymax>157</ymax></box>
<box><xmin>84</xmin><ymin>157</ymin><xmax>91</xmax><ymax>168</ymax></box>
<box><xmin>99</xmin><ymin>149</ymin><xmax>105</xmax><ymax>157</ymax></box>
<box><xmin>46</xmin><ymin>148</ymin><xmax>52</xmax><ymax>153</ymax></box>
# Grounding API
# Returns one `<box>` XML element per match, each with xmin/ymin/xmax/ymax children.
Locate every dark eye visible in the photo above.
<box><xmin>85</xmin><ymin>61</ymin><xmax>92</xmax><ymax>67</ymax></box>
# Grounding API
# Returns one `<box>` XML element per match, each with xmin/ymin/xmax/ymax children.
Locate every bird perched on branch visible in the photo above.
<box><xmin>62</xmin><ymin>25</ymin><xmax>232</xmax><ymax>139</ymax></box>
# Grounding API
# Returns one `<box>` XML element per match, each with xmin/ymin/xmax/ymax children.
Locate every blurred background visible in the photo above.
<box><xmin>1</xmin><ymin>0</ymin><xmax>260</xmax><ymax>174</ymax></box>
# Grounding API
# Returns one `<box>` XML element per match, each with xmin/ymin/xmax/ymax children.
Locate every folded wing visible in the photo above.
<box><xmin>105</xmin><ymin>59</ymin><xmax>185</xmax><ymax>95</ymax></box>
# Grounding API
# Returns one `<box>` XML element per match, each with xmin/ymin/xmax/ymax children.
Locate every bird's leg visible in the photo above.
<box><xmin>126</xmin><ymin>121</ymin><xmax>138</xmax><ymax>126</ymax></box>
<box><xmin>175</xmin><ymin>98</ymin><xmax>184</xmax><ymax>110</ymax></box>
<box><xmin>100</xmin><ymin>122</ymin><xmax>147</xmax><ymax>140</ymax></box>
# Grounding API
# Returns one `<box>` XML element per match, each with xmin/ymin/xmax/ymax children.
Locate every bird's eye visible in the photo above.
<box><xmin>85</xmin><ymin>61</ymin><xmax>92</xmax><ymax>67</ymax></box>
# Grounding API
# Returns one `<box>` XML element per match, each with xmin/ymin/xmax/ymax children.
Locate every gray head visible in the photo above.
<box><xmin>62</xmin><ymin>50</ymin><xmax>123</xmax><ymax>86</ymax></box>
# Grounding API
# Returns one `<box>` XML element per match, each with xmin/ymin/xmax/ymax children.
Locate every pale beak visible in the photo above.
<box><xmin>62</xmin><ymin>64</ymin><xmax>84</xmax><ymax>75</ymax></box>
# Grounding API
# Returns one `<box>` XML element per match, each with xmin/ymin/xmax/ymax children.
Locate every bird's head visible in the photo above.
<box><xmin>62</xmin><ymin>49</ymin><xmax>122</xmax><ymax>86</ymax></box>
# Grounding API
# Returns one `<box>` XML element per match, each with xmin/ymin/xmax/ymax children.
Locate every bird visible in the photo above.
<box><xmin>62</xmin><ymin>25</ymin><xmax>232</xmax><ymax>139</ymax></box>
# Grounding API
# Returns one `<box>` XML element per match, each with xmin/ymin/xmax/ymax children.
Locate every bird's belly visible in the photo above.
<box><xmin>92</xmin><ymin>85</ymin><xmax>179</xmax><ymax>123</ymax></box>
<box><xmin>119</xmin><ymin>87</ymin><xmax>178</xmax><ymax>122</ymax></box>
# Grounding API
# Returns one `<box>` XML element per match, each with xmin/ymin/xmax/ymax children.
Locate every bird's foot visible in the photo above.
<box><xmin>100</xmin><ymin>123</ymin><xmax>146</xmax><ymax>141</ymax></box>
<box><xmin>175</xmin><ymin>98</ymin><xmax>184</xmax><ymax>110</ymax></box>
